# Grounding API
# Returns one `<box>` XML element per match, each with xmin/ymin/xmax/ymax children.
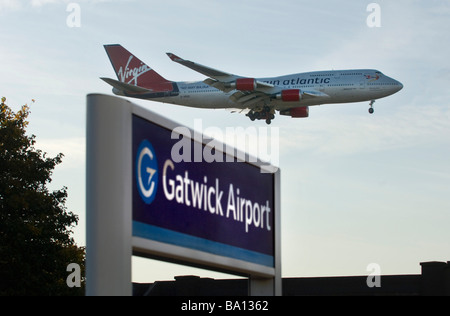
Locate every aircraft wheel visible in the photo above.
<box><xmin>265</xmin><ymin>119</ymin><xmax>272</xmax><ymax>125</ymax></box>
<box><xmin>369</xmin><ymin>108</ymin><xmax>374</xmax><ymax>114</ymax></box>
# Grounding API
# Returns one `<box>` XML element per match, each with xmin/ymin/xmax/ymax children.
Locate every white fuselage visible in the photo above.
<box><xmin>150</xmin><ymin>69</ymin><xmax>403</xmax><ymax>110</ymax></box>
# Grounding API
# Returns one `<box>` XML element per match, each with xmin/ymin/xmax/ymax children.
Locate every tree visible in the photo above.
<box><xmin>0</xmin><ymin>97</ymin><xmax>85</xmax><ymax>295</ymax></box>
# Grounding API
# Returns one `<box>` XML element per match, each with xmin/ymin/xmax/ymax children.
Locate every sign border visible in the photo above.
<box><xmin>131</xmin><ymin>105</ymin><xmax>279</xmax><ymax>277</ymax></box>
<box><xmin>86</xmin><ymin>94</ymin><xmax>281</xmax><ymax>295</ymax></box>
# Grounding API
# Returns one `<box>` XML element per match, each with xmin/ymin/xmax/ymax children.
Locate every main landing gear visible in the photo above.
<box><xmin>246</xmin><ymin>106</ymin><xmax>275</xmax><ymax>124</ymax></box>
<box><xmin>369</xmin><ymin>100</ymin><xmax>375</xmax><ymax>114</ymax></box>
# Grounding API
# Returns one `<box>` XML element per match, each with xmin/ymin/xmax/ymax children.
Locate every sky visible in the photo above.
<box><xmin>1</xmin><ymin>0</ymin><xmax>449</xmax><ymax>284</ymax></box>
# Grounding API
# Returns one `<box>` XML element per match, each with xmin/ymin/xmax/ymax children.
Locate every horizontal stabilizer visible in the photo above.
<box><xmin>100</xmin><ymin>77</ymin><xmax>153</xmax><ymax>93</ymax></box>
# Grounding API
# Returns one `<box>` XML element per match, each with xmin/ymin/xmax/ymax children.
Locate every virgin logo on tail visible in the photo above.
<box><xmin>118</xmin><ymin>55</ymin><xmax>151</xmax><ymax>85</ymax></box>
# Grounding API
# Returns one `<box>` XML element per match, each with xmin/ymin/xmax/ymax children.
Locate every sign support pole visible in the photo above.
<box><xmin>86</xmin><ymin>94</ymin><xmax>133</xmax><ymax>296</ymax></box>
<box><xmin>249</xmin><ymin>169</ymin><xmax>282</xmax><ymax>296</ymax></box>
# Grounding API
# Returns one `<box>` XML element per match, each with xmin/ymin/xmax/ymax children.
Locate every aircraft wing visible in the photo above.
<box><xmin>166</xmin><ymin>53</ymin><xmax>235</xmax><ymax>81</ymax></box>
<box><xmin>166</xmin><ymin>53</ymin><xmax>275</xmax><ymax>93</ymax></box>
<box><xmin>228</xmin><ymin>90</ymin><xmax>273</xmax><ymax>108</ymax></box>
<box><xmin>166</xmin><ymin>53</ymin><xmax>329</xmax><ymax>109</ymax></box>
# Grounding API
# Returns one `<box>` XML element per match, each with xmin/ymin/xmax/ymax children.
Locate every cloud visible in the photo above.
<box><xmin>0</xmin><ymin>0</ymin><xmax>120</xmax><ymax>11</ymax></box>
<box><xmin>0</xmin><ymin>0</ymin><xmax>65</xmax><ymax>11</ymax></box>
<box><xmin>35</xmin><ymin>137</ymin><xmax>85</xmax><ymax>170</ymax></box>
<box><xmin>31</xmin><ymin>0</ymin><xmax>61</xmax><ymax>7</ymax></box>
<box><xmin>0</xmin><ymin>0</ymin><xmax>22</xmax><ymax>10</ymax></box>
<box><xmin>311</xmin><ymin>1</ymin><xmax>450</xmax><ymax>73</ymax></box>
<box><xmin>279</xmin><ymin>102</ymin><xmax>450</xmax><ymax>158</ymax></box>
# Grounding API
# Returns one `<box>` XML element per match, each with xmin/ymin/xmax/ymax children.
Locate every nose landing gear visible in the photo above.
<box><xmin>369</xmin><ymin>100</ymin><xmax>375</xmax><ymax>114</ymax></box>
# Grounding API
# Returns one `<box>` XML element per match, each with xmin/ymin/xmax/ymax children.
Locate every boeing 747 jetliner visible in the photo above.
<box><xmin>102</xmin><ymin>44</ymin><xmax>403</xmax><ymax>124</ymax></box>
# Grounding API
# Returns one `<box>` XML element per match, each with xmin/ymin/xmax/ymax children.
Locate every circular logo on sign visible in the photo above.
<box><xmin>136</xmin><ymin>140</ymin><xmax>158</xmax><ymax>204</ymax></box>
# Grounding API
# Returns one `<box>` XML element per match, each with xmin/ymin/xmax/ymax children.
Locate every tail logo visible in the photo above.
<box><xmin>118</xmin><ymin>55</ymin><xmax>151</xmax><ymax>85</ymax></box>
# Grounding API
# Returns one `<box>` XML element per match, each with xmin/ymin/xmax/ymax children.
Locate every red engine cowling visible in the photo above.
<box><xmin>235</xmin><ymin>78</ymin><xmax>257</xmax><ymax>91</ymax></box>
<box><xmin>280</xmin><ymin>106</ymin><xmax>309</xmax><ymax>118</ymax></box>
<box><xmin>276</xmin><ymin>89</ymin><xmax>302</xmax><ymax>102</ymax></box>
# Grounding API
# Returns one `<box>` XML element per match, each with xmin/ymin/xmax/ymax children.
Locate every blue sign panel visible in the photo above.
<box><xmin>132</xmin><ymin>115</ymin><xmax>275</xmax><ymax>268</ymax></box>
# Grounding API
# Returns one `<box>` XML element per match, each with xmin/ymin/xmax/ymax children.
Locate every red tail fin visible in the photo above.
<box><xmin>104</xmin><ymin>44</ymin><xmax>173</xmax><ymax>92</ymax></box>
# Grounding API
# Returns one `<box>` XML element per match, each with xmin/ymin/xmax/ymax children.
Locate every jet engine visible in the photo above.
<box><xmin>276</xmin><ymin>89</ymin><xmax>302</xmax><ymax>102</ymax></box>
<box><xmin>280</xmin><ymin>106</ymin><xmax>309</xmax><ymax>118</ymax></box>
<box><xmin>226</xmin><ymin>78</ymin><xmax>257</xmax><ymax>91</ymax></box>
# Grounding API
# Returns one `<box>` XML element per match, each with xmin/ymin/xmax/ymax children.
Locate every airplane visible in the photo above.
<box><xmin>102</xmin><ymin>44</ymin><xmax>403</xmax><ymax>124</ymax></box>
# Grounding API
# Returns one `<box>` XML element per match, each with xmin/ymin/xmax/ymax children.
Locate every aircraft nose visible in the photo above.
<box><xmin>391</xmin><ymin>79</ymin><xmax>403</xmax><ymax>93</ymax></box>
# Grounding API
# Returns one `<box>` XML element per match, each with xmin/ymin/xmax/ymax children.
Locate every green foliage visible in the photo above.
<box><xmin>0</xmin><ymin>97</ymin><xmax>85</xmax><ymax>295</ymax></box>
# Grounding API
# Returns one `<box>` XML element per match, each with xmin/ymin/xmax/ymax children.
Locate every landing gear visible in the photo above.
<box><xmin>368</xmin><ymin>100</ymin><xmax>375</xmax><ymax>114</ymax></box>
<box><xmin>246</xmin><ymin>106</ymin><xmax>275</xmax><ymax>124</ymax></box>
